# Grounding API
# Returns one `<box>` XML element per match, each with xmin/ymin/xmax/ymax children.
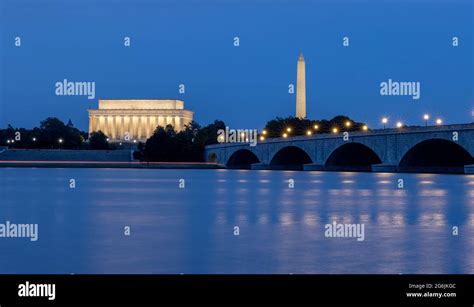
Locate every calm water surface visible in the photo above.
<box><xmin>0</xmin><ymin>168</ymin><xmax>473</xmax><ymax>274</ymax></box>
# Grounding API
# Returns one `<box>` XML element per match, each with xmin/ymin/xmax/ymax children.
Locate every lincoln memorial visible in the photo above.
<box><xmin>88</xmin><ymin>99</ymin><xmax>194</xmax><ymax>141</ymax></box>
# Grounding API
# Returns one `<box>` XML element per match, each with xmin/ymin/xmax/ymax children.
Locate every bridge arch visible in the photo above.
<box><xmin>269</xmin><ymin>146</ymin><xmax>312</xmax><ymax>170</ymax></box>
<box><xmin>227</xmin><ymin>149</ymin><xmax>260</xmax><ymax>169</ymax></box>
<box><xmin>325</xmin><ymin>142</ymin><xmax>382</xmax><ymax>171</ymax></box>
<box><xmin>399</xmin><ymin>138</ymin><xmax>473</xmax><ymax>173</ymax></box>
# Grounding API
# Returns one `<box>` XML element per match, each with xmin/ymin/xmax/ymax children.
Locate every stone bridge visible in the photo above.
<box><xmin>204</xmin><ymin>124</ymin><xmax>474</xmax><ymax>173</ymax></box>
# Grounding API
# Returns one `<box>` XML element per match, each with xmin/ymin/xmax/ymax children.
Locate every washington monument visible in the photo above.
<box><xmin>296</xmin><ymin>52</ymin><xmax>306</xmax><ymax>118</ymax></box>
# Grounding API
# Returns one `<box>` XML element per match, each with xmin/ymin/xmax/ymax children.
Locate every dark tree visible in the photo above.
<box><xmin>197</xmin><ymin>120</ymin><xmax>226</xmax><ymax>146</ymax></box>
<box><xmin>143</xmin><ymin>126</ymin><xmax>179</xmax><ymax>161</ymax></box>
<box><xmin>88</xmin><ymin>131</ymin><xmax>109</xmax><ymax>150</ymax></box>
<box><xmin>139</xmin><ymin>120</ymin><xmax>226</xmax><ymax>162</ymax></box>
<box><xmin>36</xmin><ymin>117</ymin><xmax>84</xmax><ymax>149</ymax></box>
<box><xmin>0</xmin><ymin>118</ymin><xmax>85</xmax><ymax>149</ymax></box>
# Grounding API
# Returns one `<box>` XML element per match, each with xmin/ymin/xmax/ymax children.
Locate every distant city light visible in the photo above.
<box><xmin>306</xmin><ymin>130</ymin><xmax>312</xmax><ymax>136</ymax></box>
<box><xmin>362</xmin><ymin>125</ymin><xmax>368</xmax><ymax>131</ymax></box>
<box><xmin>396</xmin><ymin>122</ymin><xmax>403</xmax><ymax>128</ymax></box>
<box><xmin>106</xmin><ymin>138</ymin><xmax>110</xmax><ymax>141</ymax></box>
<box><xmin>345</xmin><ymin>121</ymin><xmax>351</xmax><ymax>127</ymax></box>
<box><xmin>58</xmin><ymin>138</ymin><xmax>63</xmax><ymax>143</ymax></box>
<box><xmin>436</xmin><ymin>118</ymin><xmax>443</xmax><ymax>125</ymax></box>
<box><xmin>332</xmin><ymin>128</ymin><xmax>338</xmax><ymax>134</ymax></box>
<box><xmin>32</xmin><ymin>137</ymin><xmax>36</xmax><ymax>141</ymax></box>
<box><xmin>7</xmin><ymin>140</ymin><xmax>10</xmax><ymax>144</ymax></box>
<box><xmin>282</xmin><ymin>133</ymin><xmax>288</xmax><ymax>138</ymax></box>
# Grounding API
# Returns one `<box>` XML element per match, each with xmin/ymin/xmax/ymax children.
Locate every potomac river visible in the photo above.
<box><xmin>0</xmin><ymin>168</ymin><xmax>473</xmax><ymax>274</ymax></box>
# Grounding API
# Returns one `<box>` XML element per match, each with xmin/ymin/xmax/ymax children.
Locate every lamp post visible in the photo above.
<box><xmin>382</xmin><ymin>117</ymin><xmax>388</xmax><ymax>129</ymax></box>
<box><xmin>423</xmin><ymin>114</ymin><xmax>429</xmax><ymax>127</ymax></box>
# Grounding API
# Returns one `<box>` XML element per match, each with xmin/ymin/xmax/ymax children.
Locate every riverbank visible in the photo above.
<box><xmin>0</xmin><ymin>161</ymin><xmax>224</xmax><ymax>169</ymax></box>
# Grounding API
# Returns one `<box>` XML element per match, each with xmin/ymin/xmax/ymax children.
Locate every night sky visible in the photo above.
<box><xmin>0</xmin><ymin>0</ymin><xmax>472</xmax><ymax>131</ymax></box>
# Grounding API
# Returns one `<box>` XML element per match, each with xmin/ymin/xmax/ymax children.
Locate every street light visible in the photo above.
<box><xmin>306</xmin><ymin>130</ymin><xmax>312</xmax><ymax>136</ymax></box>
<box><xmin>362</xmin><ymin>125</ymin><xmax>368</xmax><ymax>131</ymax></box>
<box><xmin>262</xmin><ymin>130</ymin><xmax>267</xmax><ymax>135</ymax></box>
<box><xmin>345</xmin><ymin>121</ymin><xmax>351</xmax><ymax>128</ymax></box>
<box><xmin>313</xmin><ymin>124</ymin><xmax>319</xmax><ymax>130</ymax></box>
<box><xmin>282</xmin><ymin>133</ymin><xmax>288</xmax><ymax>138</ymax></box>
<box><xmin>286</xmin><ymin>127</ymin><xmax>292</xmax><ymax>132</ymax></box>
<box><xmin>396</xmin><ymin>121</ymin><xmax>403</xmax><ymax>128</ymax></box>
<box><xmin>423</xmin><ymin>114</ymin><xmax>430</xmax><ymax>126</ymax></box>
<box><xmin>436</xmin><ymin>118</ymin><xmax>442</xmax><ymax>125</ymax></box>
<box><xmin>58</xmin><ymin>138</ymin><xmax>63</xmax><ymax>143</ymax></box>
<box><xmin>259</xmin><ymin>136</ymin><xmax>265</xmax><ymax>141</ymax></box>
<box><xmin>382</xmin><ymin>117</ymin><xmax>388</xmax><ymax>129</ymax></box>
<box><xmin>332</xmin><ymin>127</ymin><xmax>338</xmax><ymax>134</ymax></box>
<box><xmin>32</xmin><ymin>137</ymin><xmax>36</xmax><ymax>142</ymax></box>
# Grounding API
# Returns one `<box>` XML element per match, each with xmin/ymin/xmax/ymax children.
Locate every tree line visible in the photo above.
<box><xmin>1</xmin><ymin>115</ymin><xmax>368</xmax><ymax>162</ymax></box>
<box><xmin>263</xmin><ymin>115</ymin><xmax>368</xmax><ymax>138</ymax></box>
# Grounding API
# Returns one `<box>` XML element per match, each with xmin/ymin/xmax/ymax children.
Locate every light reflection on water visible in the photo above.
<box><xmin>0</xmin><ymin>168</ymin><xmax>473</xmax><ymax>274</ymax></box>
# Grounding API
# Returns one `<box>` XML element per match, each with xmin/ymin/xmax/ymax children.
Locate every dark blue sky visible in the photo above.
<box><xmin>1</xmin><ymin>0</ymin><xmax>473</xmax><ymax>131</ymax></box>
